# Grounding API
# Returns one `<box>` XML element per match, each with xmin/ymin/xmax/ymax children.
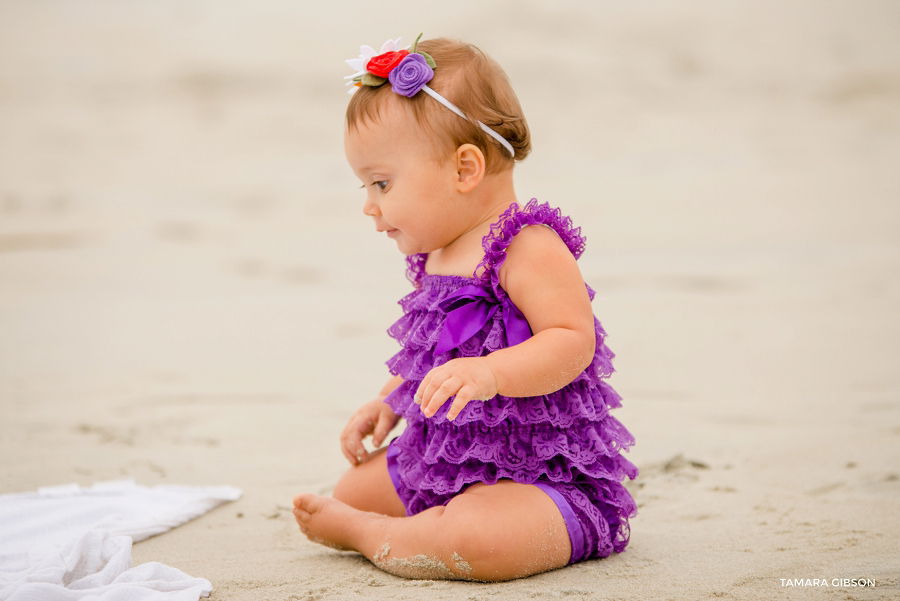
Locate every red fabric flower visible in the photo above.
<box><xmin>366</xmin><ymin>49</ymin><xmax>409</xmax><ymax>78</ymax></box>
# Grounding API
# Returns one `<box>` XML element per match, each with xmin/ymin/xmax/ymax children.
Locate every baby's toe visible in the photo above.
<box><xmin>293</xmin><ymin>493</ymin><xmax>322</xmax><ymax>516</ymax></box>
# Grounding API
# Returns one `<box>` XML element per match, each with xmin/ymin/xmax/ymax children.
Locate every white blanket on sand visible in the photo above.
<box><xmin>0</xmin><ymin>480</ymin><xmax>241</xmax><ymax>601</ymax></box>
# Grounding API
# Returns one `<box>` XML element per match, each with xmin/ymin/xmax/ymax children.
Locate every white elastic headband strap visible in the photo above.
<box><xmin>421</xmin><ymin>85</ymin><xmax>515</xmax><ymax>158</ymax></box>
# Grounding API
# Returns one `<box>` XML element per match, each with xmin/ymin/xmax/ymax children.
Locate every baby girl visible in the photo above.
<box><xmin>293</xmin><ymin>35</ymin><xmax>637</xmax><ymax>582</ymax></box>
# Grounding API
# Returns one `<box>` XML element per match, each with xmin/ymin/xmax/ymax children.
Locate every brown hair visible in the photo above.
<box><xmin>346</xmin><ymin>37</ymin><xmax>531</xmax><ymax>174</ymax></box>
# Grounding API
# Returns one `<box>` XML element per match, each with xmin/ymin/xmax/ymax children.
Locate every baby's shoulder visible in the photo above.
<box><xmin>504</xmin><ymin>223</ymin><xmax>567</xmax><ymax>254</ymax></box>
<box><xmin>498</xmin><ymin>224</ymin><xmax>580</xmax><ymax>289</ymax></box>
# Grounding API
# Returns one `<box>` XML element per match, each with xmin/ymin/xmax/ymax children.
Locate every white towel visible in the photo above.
<box><xmin>0</xmin><ymin>480</ymin><xmax>241</xmax><ymax>601</ymax></box>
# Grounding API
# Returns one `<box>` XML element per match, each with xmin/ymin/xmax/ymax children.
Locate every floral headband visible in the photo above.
<box><xmin>344</xmin><ymin>34</ymin><xmax>515</xmax><ymax>158</ymax></box>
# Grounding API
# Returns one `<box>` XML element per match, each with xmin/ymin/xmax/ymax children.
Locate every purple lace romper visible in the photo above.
<box><xmin>382</xmin><ymin>199</ymin><xmax>638</xmax><ymax>563</ymax></box>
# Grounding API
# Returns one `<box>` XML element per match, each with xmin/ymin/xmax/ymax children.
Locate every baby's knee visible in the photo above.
<box><xmin>332</xmin><ymin>467</ymin><xmax>362</xmax><ymax>506</ymax></box>
<box><xmin>433</xmin><ymin>497</ymin><xmax>567</xmax><ymax>581</ymax></box>
<box><xmin>431</xmin><ymin>511</ymin><xmax>506</xmax><ymax>580</ymax></box>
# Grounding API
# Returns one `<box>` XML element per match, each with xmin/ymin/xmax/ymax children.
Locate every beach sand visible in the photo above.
<box><xmin>1</xmin><ymin>1</ymin><xmax>898</xmax><ymax>599</ymax></box>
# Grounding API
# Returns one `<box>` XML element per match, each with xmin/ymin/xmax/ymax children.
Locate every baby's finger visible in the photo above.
<box><xmin>341</xmin><ymin>424</ymin><xmax>368</xmax><ymax>465</ymax></box>
<box><xmin>417</xmin><ymin>365</ymin><xmax>450</xmax><ymax>410</ymax></box>
<box><xmin>422</xmin><ymin>376</ymin><xmax>461</xmax><ymax>418</ymax></box>
<box><xmin>372</xmin><ymin>412</ymin><xmax>395</xmax><ymax>448</ymax></box>
<box><xmin>341</xmin><ymin>410</ymin><xmax>372</xmax><ymax>441</ymax></box>
<box><xmin>446</xmin><ymin>385</ymin><xmax>477</xmax><ymax>421</ymax></box>
<box><xmin>413</xmin><ymin>370</ymin><xmax>435</xmax><ymax>406</ymax></box>
<box><xmin>340</xmin><ymin>435</ymin><xmax>360</xmax><ymax>465</ymax></box>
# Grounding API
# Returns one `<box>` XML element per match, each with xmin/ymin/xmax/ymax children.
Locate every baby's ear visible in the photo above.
<box><xmin>455</xmin><ymin>144</ymin><xmax>485</xmax><ymax>192</ymax></box>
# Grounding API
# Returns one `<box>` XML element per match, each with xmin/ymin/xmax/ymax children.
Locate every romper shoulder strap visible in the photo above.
<box><xmin>474</xmin><ymin>199</ymin><xmax>589</xmax><ymax>299</ymax></box>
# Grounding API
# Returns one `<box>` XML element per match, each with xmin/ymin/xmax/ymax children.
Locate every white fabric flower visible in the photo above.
<box><xmin>344</xmin><ymin>37</ymin><xmax>409</xmax><ymax>94</ymax></box>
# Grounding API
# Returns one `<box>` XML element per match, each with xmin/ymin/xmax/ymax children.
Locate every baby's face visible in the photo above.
<box><xmin>345</xmin><ymin>100</ymin><xmax>469</xmax><ymax>255</ymax></box>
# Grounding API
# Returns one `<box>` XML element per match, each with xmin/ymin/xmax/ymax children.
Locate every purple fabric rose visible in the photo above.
<box><xmin>388</xmin><ymin>53</ymin><xmax>434</xmax><ymax>98</ymax></box>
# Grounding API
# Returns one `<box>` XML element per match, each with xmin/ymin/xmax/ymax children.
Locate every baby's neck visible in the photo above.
<box><xmin>453</xmin><ymin>168</ymin><xmax>518</xmax><ymax>238</ymax></box>
<box><xmin>474</xmin><ymin>168</ymin><xmax>518</xmax><ymax>216</ymax></box>
<box><xmin>426</xmin><ymin>169</ymin><xmax>519</xmax><ymax>277</ymax></box>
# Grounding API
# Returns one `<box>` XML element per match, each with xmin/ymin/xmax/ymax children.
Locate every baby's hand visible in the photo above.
<box><xmin>415</xmin><ymin>357</ymin><xmax>500</xmax><ymax>421</ymax></box>
<box><xmin>340</xmin><ymin>397</ymin><xmax>400</xmax><ymax>466</ymax></box>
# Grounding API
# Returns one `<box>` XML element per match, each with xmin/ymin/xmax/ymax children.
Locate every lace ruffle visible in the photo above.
<box><xmin>385</xmin><ymin>378</ymin><xmax>624</xmax><ymax>429</ymax></box>
<box><xmin>564</xmin><ymin>479</ymin><xmax>636</xmax><ymax>555</ymax></box>
<box><xmin>389</xmin><ymin>414</ymin><xmax>638</xmax><ymax>477</ymax></box>
<box><xmin>404</xmin><ymin>253</ymin><xmax>428</xmax><ymax>288</ymax></box>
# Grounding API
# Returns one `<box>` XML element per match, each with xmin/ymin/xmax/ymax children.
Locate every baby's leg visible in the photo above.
<box><xmin>293</xmin><ymin>480</ymin><xmax>570</xmax><ymax>581</ymax></box>
<box><xmin>332</xmin><ymin>446</ymin><xmax>406</xmax><ymax>517</ymax></box>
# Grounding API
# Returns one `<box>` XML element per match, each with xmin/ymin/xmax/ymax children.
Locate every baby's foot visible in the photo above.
<box><xmin>293</xmin><ymin>493</ymin><xmax>367</xmax><ymax>551</ymax></box>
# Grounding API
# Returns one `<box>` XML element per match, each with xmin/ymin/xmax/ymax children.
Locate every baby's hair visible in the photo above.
<box><xmin>346</xmin><ymin>37</ymin><xmax>531</xmax><ymax>174</ymax></box>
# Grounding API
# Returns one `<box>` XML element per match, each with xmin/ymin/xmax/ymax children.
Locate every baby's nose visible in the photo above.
<box><xmin>362</xmin><ymin>196</ymin><xmax>381</xmax><ymax>217</ymax></box>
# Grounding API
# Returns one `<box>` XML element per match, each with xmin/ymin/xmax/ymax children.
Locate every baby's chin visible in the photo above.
<box><xmin>392</xmin><ymin>235</ymin><xmax>427</xmax><ymax>256</ymax></box>
<box><xmin>388</xmin><ymin>231</ymin><xmax>446</xmax><ymax>257</ymax></box>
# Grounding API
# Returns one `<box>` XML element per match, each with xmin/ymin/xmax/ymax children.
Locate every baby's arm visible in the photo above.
<box><xmin>484</xmin><ymin>225</ymin><xmax>596</xmax><ymax>395</ymax></box>
<box><xmin>340</xmin><ymin>375</ymin><xmax>403</xmax><ymax>465</ymax></box>
<box><xmin>416</xmin><ymin>225</ymin><xmax>595</xmax><ymax>419</ymax></box>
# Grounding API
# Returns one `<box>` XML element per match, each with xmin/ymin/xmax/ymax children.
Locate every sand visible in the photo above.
<box><xmin>1</xmin><ymin>1</ymin><xmax>898</xmax><ymax>599</ymax></box>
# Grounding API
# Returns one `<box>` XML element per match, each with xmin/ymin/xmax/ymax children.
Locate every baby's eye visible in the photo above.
<box><xmin>374</xmin><ymin>180</ymin><xmax>388</xmax><ymax>191</ymax></box>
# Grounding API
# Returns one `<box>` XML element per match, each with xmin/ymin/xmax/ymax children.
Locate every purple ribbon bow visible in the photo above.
<box><xmin>434</xmin><ymin>284</ymin><xmax>532</xmax><ymax>354</ymax></box>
